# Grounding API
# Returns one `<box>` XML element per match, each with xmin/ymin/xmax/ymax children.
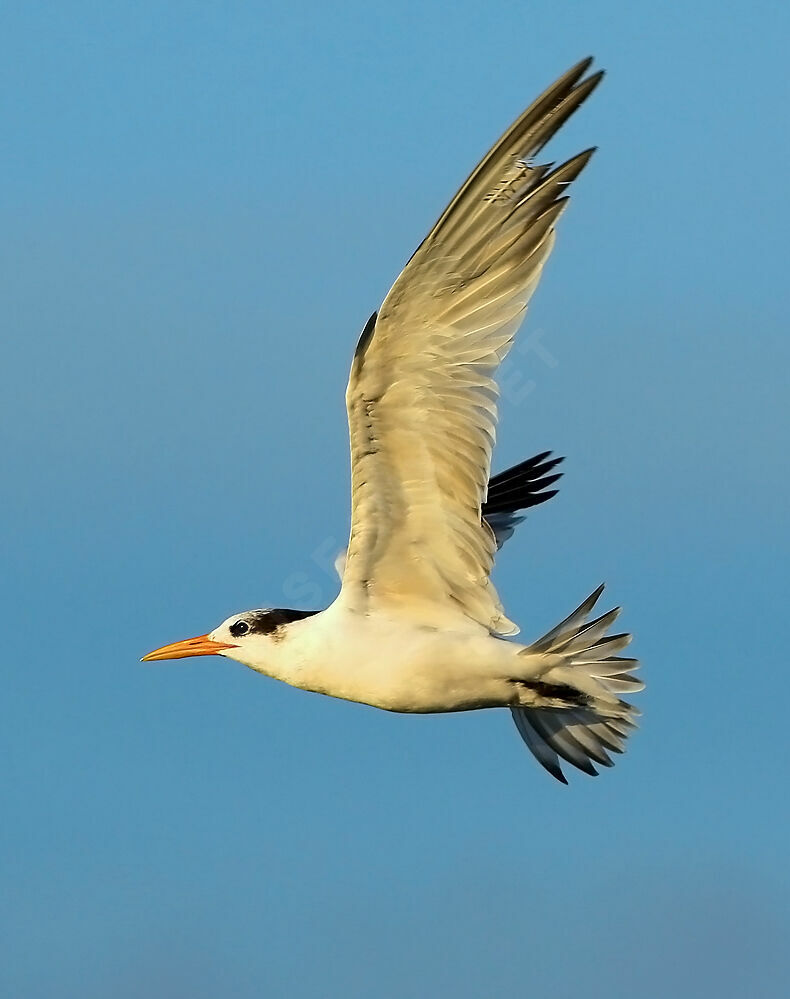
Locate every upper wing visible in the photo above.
<box><xmin>341</xmin><ymin>59</ymin><xmax>601</xmax><ymax>634</ymax></box>
<box><xmin>333</xmin><ymin>450</ymin><xmax>563</xmax><ymax>579</ymax></box>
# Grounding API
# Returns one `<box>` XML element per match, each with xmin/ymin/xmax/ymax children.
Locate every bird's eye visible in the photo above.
<box><xmin>230</xmin><ymin>620</ymin><xmax>250</xmax><ymax>638</ymax></box>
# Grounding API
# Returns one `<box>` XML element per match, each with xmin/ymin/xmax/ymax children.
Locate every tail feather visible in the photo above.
<box><xmin>511</xmin><ymin>710</ymin><xmax>573</xmax><ymax>784</ymax></box>
<box><xmin>557</xmin><ymin>607</ymin><xmax>620</xmax><ymax>652</ymax></box>
<box><xmin>512</xmin><ymin>585</ymin><xmax>642</xmax><ymax>783</ymax></box>
<box><xmin>530</xmin><ymin>583</ymin><xmax>604</xmax><ymax>652</ymax></box>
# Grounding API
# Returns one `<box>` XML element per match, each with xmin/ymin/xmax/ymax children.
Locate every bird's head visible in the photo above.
<box><xmin>141</xmin><ymin>607</ymin><xmax>317</xmax><ymax>670</ymax></box>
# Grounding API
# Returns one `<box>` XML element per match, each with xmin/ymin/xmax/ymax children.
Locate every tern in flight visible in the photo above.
<box><xmin>143</xmin><ymin>58</ymin><xmax>642</xmax><ymax>783</ymax></box>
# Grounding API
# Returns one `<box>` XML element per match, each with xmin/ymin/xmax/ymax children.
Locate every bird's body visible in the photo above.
<box><xmin>225</xmin><ymin>601</ymin><xmax>527</xmax><ymax>714</ymax></box>
<box><xmin>143</xmin><ymin>58</ymin><xmax>643</xmax><ymax>783</ymax></box>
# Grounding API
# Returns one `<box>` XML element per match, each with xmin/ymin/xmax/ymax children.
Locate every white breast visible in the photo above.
<box><xmin>241</xmin><ymin>599</ymin><xmax>525</xmax><ymax>713</ymax></box>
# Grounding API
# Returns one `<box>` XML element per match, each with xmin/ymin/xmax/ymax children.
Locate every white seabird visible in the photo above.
<box><xmin>143</xmin><ymin>58</ymin><xmax>642</xmax><ymax>783</ymax></box>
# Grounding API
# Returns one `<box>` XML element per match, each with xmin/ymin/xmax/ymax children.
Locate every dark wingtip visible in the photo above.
<box><xmin>484</xmin><ymin>451</ymin><xmax>567</xmax><ymax>517</ymax></box>
<box><xmin>534</xmin><ymin>472</ymin><xmax>563</xmax><ymax>491</ymax></box>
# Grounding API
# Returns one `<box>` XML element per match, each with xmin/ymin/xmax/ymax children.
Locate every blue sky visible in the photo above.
<box><xmin>2</xmin><ymin>2</ymin><xmax>789</xmax><ymax>996</ymax></box>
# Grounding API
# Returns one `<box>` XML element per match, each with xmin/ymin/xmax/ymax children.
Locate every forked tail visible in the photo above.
<box><xmin>512</xmin><ymin>585</ymin><xmax>642</xmax><ymax>783</ymax></box>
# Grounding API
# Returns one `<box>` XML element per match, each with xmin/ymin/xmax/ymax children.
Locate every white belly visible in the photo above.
<box><xmin>241</xmin><ymin>601</ymin><xmax>530</xmax><ymax>713</ymax></box>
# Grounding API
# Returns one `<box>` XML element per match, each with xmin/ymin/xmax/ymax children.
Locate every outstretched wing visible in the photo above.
<box><xmin>341</xmin><ymin>59</ymin><xmax>601</xmax><ymax>634</ymax></box>
<box><xmin>333</xmin><ymin>450</ymin><xmax>563</xmax><ymax>579</ymax></box>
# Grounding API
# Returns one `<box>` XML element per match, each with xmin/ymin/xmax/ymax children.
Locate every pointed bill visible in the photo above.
<box><xmin>141</xmin><ymin>634</ymin><xmax>237</xmax><ymax>662</ymax></box>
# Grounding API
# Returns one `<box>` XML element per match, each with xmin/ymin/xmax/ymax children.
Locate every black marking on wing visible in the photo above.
<box><xmin>483</xmin><ymin>451</ymin><xmax>564</xmax><ymax>517</ymax></box>
<box><xmin>353</xmin><ymin>311</ymin><xmax>378</xmax><ymax>361</ymax></box>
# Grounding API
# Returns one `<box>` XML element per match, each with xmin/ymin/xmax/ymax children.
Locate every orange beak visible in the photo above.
<box><xmin>141</xmin><ymin>633</ymin><xmax>238</xmax><ymax>662</ymax></box>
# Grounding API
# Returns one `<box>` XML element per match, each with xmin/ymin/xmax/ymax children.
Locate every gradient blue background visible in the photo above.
<box><xmin>2</xmin><ymin>2</ymin><xmax>789</xmax><ymax>996</ymax></box>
